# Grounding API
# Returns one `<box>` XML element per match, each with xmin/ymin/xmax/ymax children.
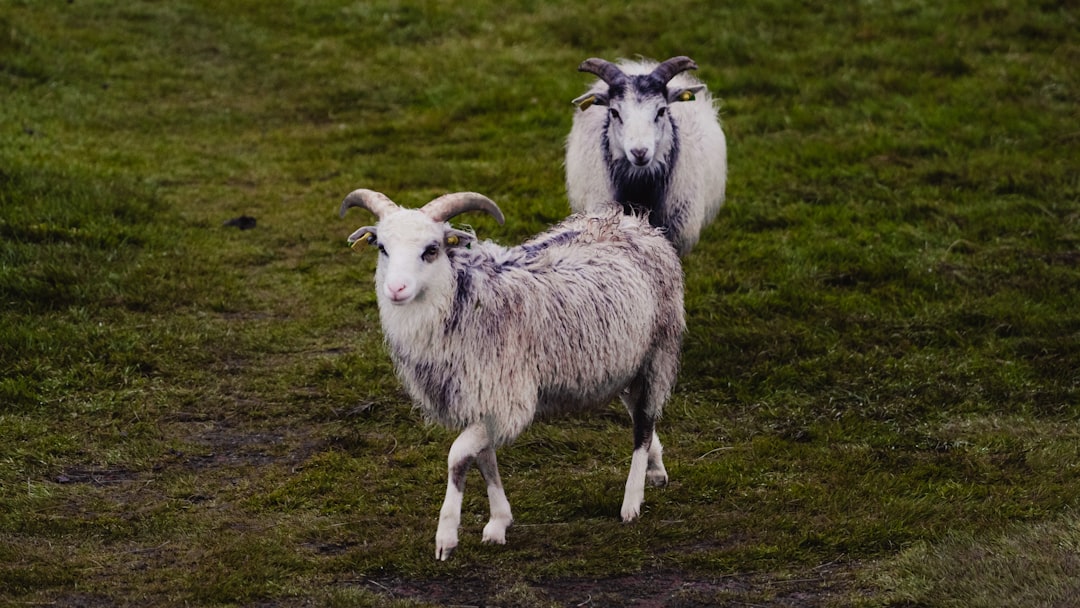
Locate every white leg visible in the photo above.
<box><xmin>622</xmin><ymin>389</ymin><xmax>661</xmax><ymax>522</ymax></box>
<box><xmin>646</xmin><ymin>431</ymin><xmax>668</xmax><ymax>487</ymax></box>
<box><xmin>476</xmin><ymin>447</ymin><xmax>513</xmax><ymax>545</ymax></box>
<box><xmin>435</xmin><ymin>424</ymin><xmax>488</xmax><ymax>561</ymax></box>
<box><xmin>621</xmin><ymin>444</ymin><xmax>650</xmax><ymax>522</ymax></box>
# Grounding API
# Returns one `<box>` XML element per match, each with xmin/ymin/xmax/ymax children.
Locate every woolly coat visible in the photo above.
<box><xmin>376</xmin><ymin>209</ymin><xmax>685</xmax><ymax>447</ymax></box>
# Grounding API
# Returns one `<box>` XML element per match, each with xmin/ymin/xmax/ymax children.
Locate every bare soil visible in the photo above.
<box><xmin>349</xmin><ymin>562</ymin><xmax>864</xmax><ymax>607</ymax></box>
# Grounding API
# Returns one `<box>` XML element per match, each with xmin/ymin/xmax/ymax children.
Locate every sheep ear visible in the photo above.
<box><xmin>445</xmin><ymin>229</ymin><xmax>474</xmax><ymax>249</ymax></box>
<box><xmin>668</xmin><ymin>84</ymin><xmax>706</xmax><ymax>103</ymax></box>
<box><xmin>347</xmin><ymin>226</ymin><xmax>378</xmax><ymax>248</ymax></box>
<box><xmin>572</xmin><ymin>92</ymin><xmax>608</xmax><ymax>111</ymax></box>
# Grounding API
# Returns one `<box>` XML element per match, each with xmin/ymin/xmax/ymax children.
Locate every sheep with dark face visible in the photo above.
<box><xmin>340</xmin><ymin>189</ymin><xmax>685</xmax><ymax>560</ymax></box>
<box><xmin>565</xmin><ymin>55</ymin><xmax>727</xmax><ymax>256</ymax></box>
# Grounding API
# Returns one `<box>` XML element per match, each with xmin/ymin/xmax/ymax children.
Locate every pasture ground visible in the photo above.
<box><xmin>2</xmin><ymin>1</ymin><xmax>1078</xmax><ymax>606</ymax></box>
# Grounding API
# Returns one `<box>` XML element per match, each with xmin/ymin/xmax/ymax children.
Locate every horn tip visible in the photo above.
<box><xmin>666</xmin><ymin>55</ymin><xmax>698</xmax><ymax>69</ymax></box>
<box><xmin>338</xmin><ymin>190</ymin><xmax>362</xmax><ymax>218</ymax></box>
<box><xmin>577</xmin><ymin>57</ymin><xmax>601</xmax><ymax>72</ymax></box>
<box><xmin>338</xmin><ymin>188</ymin><xmax>391</xmax><ymax>219</ymax></box>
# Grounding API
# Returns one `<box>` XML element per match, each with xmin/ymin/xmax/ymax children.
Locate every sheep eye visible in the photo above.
<box><xmin>421</xmin><ymin>245</ymin><xmax>439</xmax><ymax>263</ymax></box>
<box><xmin>608</xmin><ymin>108</ymin><xmax>621</xmax><ymax>121</ymax></box>
<box><xmin>656</xmin><ymin>107</ymin><xmax>667</xmax><ymax>119</ymax></box>
<box><xmin>377</xmin><ymin>244</ymin><xmax>387</xmax><ymax>256</ymax></box>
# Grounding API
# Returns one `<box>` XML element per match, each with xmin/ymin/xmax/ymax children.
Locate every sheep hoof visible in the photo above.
<box><xmin>482</xmin><ymin>517</ymin><xmax>511</xmax><ymax>545</ymax></box>
<box><xmin>482</xmin><ymin>528</ymin><xmax>507</xmax><ymax>545</ymax></box>
<box><xmin>435</xmin><ymin>532</ymin><xmax>458</xmax><ymax>561</ymax></box>
<box><xmin>620</xmin><ymin>504</ymin><xmax>641</xmax><ymax>523</ymax></box>
<box><xmin>647</xmin><ymin>469</ymin><xmax>669</xmax><ymax>487</ymax></box>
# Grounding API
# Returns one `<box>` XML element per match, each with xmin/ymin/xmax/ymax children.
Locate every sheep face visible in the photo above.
<box><xmin>606</xmin><ymin>89</ymin><xmax>671</xmax><ymax>170</ymax></box>
<box><xmin>366</xmin><ymin>210</ymin><xmax>466</xmax><ymax>307</ymax></box>
<box><xmin>342</xmin><ymin>189</ymin><xmax>500</xmax><ymax>310</ymax></box>
<box><xmin>600</xmin><ymin>79</ymin><xmax>706</xmax><ymax>173</ymax></box>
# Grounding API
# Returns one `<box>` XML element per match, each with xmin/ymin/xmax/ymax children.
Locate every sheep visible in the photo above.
<box><xmin>565</xmin><ymin>55</ymin><xmax>727</xmax><ymax>256</ymax></box>
<box><xmin>339</xmin><ymin>188</ymin><xmax>685</xmax><ymax>560</ymax></box>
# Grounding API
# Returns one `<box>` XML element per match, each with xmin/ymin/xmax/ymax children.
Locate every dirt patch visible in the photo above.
<box><xmin>349</xmin><ymin>563</ymin><xmax>864</xmax><ymax>607</ymax></box>
<box><xmin>54</xmin><ymin>467</ymin><xmax>138</xmax><ymax>485</ymax></box>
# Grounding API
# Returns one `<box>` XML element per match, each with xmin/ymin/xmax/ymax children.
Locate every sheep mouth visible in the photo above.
<box><xmin>624</xmin><ymin>153</ymin><xmax>656</xmax><ymax>169</ymax></box>
<box><xmin>626</xmin><ymin>159</ymin><xmax>661</xmax><ymax>174</ymax></box>
<box><xmin>386</xmin><ymin>292</ymin><xmax>416</xmax><ymax>305</ymax></box>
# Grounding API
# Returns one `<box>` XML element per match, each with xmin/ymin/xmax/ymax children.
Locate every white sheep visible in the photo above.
<box><xmin>565</xmin><ymin>55</ymin><xmax>727</xmax><ymax>256</ymax></box>
<box><xmin>339</xmin><ymin>189</ymin><xmax>685</xmax><ymax>560</ymax></box>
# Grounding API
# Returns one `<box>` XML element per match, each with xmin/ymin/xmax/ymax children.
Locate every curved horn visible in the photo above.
<box><xmin>577</xmin><ymin>57</ymin><xmax>627</xmax><ymax>87</ymax></box>
<box><xmin>339</xmin><ymin>189</ymin><xmax>400</xmax><ymax>219</ymax></box>
<box><xmin>650</xmin><ymin>56</ymin><xmax>698</xmax><ymax>84</ymax></box>
<box><xmin>421</xmin><ymin>192</ymin><xmax>505</xmax><ymax>225</ymax></box>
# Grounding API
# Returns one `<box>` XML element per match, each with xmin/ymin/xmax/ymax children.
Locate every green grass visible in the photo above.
<box><xmin>2</xmin><ymin>0</ymin><xmax>1077</xmax><ymax>606</ymax></box>
<box><xmin>875</xmin><ymin>510</ymin><xmax>1080</xmax><ymax>607</ymax></box>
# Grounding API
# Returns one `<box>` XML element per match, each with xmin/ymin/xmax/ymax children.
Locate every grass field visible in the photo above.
<box><xmin>1</xmin><ymin>1</ymin><xmax>1078</xmax><ymax>606</ymax></box>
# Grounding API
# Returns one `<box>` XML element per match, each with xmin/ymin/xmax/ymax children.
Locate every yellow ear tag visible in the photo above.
<box><xmin>446</xmin><ymin>234</ymin><xmax>460</xmax><ymax>247</ymax></box>
<box><xmin>677</xmin><ymin>90</ymin><xmax>695</xmax><ymax>102</ymax></box>
<box><xmin>350</xmin><ymin>231</ymin><xmax>373</xmax><ymax>250</ymax></box>
<box><xmin>577</xmin><ymin>95</ymin><xmax>597</xmax><ymax>111</ymax></box>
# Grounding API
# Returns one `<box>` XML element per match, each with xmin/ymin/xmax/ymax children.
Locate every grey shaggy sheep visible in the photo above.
<box><xmin>565</xmin><ymin>55</ymin><xmax>727</xmax><ymax>256</ymax></box>
<box><xmin>339</xmin><ymin>189</ymin><xmax>685</xmax><ymax>560</ymax></box>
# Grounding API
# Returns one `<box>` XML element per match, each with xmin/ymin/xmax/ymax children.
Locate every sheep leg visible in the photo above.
<box><xmin>646</xmin><ymin>430</ymin><xmax>668</xmax><ymax>487</ymax></box>
<box><xmin>476</xmin><ymin>446</ymin><xmax>513</xmax><ymax>545</ymax></box>
<box><xmin>619</xmin><ymin>376</ymin><xmax>666</xmax><ymax>519</ymax></box>
<box><xmin>435</xmin><ymin>424</ymin><xmax>489</xmax><ymax>561</ymax></box>
<box><xmin>622</xmin><ymin>415</ymin><xmax>654</xmax><ymax>522</ymax></box>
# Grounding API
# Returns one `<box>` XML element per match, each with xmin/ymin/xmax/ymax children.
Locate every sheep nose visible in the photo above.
<box><xmin>630</xmin><ymin>148</ymin><xmax>649</xmax><ymax>165</ymax></box>
<box><xmin>385</xmin><ymin>282</ymin><xmax>410</xmax><ymax>301</ymax></box>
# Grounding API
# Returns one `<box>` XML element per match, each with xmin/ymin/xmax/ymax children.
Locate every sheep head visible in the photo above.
<box><xmin>340</xmin><ymin>189</ymin><xmax>504</xmax><ymax>305</ymax></box>
<box><xmin>572</xmin><ymin>56</ymin><xmax>707</xmax><ymax>171</ymax></box>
